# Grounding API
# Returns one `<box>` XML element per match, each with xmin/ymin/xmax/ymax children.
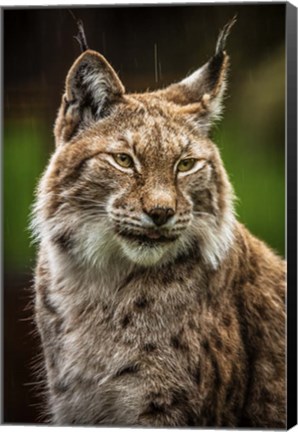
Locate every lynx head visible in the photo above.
<box><xmin>33</xmin><ymin>19</ymin><xmax>236</xmax><ymax>270</ymax></box>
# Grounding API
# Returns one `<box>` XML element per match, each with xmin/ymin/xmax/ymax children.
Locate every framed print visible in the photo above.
<box><xmin>2</xmin><ymin>2</ymin><xmax>297</xmax><ymax>429</ymax></box>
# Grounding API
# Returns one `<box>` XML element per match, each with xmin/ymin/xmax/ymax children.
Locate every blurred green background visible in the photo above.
<box><xmin>3</xmin><ymin>5</ymin><xmax>285</xmax><ymax>423</ymax></box>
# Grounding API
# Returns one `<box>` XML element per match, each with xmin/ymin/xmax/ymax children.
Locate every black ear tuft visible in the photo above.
<box><xmin>207</xmin><ymin>15</ymin><xmax>237</xmax><ymax>92</ymax></box>
<box><xmin>73</xmin><ymin>19</ymin><xmax>89</xmax><ymax>53</ymax></box>
<box><xmin>215</xmin><ymin>15</ymin><xmax>237</xmax><ymax>56</ymax></box>
<box><xmin>158</xmin><ymin>16</ymin><xmax>237</xmax><ymax>134</ymax></box>
<box><xmin>69</xmin><ymin>11</ymin><xmax>89</xmax><ymax>52</ymax></box>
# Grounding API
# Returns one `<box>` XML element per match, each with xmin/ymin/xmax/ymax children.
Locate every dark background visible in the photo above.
<box><xmin>3</xmin><ymin>4</ymin><xmax>285</xmax><ymax>424</ymax></box>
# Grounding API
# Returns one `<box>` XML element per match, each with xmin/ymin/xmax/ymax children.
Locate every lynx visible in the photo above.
<box><xmin>31</xmin><ymin>19</ymin><xmax>286</xmax><ymax>427</ymax></box>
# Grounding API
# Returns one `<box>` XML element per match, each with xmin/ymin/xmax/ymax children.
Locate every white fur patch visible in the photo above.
<box><xmin>181</xmin><ymin>64</ymin><xmax>206</xmax><ymax>87</ymax></box>
<box><xmin>118</xmin><ymin>239</ymin><xmax>172</xmax><ymax>267</ymax></box>
<box><xmin>190</xmin><ymin>208</ymin><xmax>235</xmax><ymax>269</ymax></box>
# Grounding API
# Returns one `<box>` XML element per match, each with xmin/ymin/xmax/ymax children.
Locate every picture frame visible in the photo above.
<box><xmin>2</xmin><ymin>2</ymin><xmax>297</xmax><ymax>429</ymax></box>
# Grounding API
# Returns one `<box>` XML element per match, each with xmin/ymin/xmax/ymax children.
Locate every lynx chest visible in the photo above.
<box><xmin>39</xmin><ymin>268</ymin><xmax>246</xmax><ymax>426</ymax></box>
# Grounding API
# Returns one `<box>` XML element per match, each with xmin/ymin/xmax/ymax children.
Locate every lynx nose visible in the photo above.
<box><xmin>147</xmin><ymin>207</ymin><xmax>175</xmax><ymax>227</ymax></box>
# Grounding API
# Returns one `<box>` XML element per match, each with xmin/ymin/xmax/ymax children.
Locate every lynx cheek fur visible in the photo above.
<box><xmin>31</xmin><ymin>20</ymin><xmax>286</xmax><ymax>427</ymax></box>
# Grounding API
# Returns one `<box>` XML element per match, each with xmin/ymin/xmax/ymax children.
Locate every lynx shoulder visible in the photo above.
<box><xmin>31</xmin><ymin>19</ymin><xmax>286</xmax><ymax>427</ymax></box>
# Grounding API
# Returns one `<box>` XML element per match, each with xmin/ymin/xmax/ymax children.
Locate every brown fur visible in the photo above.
<box><xmin>31</xmin><ymin>24</ymin><xmax>285</xmax><ymax>427</ymax></box>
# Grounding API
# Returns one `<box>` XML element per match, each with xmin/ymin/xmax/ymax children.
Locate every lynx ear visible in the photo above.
<box><xmin>55</xmin><ymin>50</ymin><xmax>125</xmax><ymax>145</ymax></box>
<box><xmin>160</xmin><ymin>17</ymin><xmax>236</xmax><ymax>133</ymax></box>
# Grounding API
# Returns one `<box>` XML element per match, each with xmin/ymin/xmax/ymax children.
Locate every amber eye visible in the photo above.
<box><xmin>113</xmin><ymin>153</ymin><xmax>134</xmax><ymax>169</ymax></box>
<box><xmin>177</xmin><ymin>158</ymin><xmax>196</xmax><ymax>173</ymax></box>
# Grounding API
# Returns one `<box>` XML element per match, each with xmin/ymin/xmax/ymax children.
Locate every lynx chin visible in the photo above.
<box><xmin>31</xmin><ymin>18</ymin><xmax>286</xmax><ymax>428</ymax></box>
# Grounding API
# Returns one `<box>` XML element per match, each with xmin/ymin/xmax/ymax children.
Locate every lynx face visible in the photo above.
<box><xmin>33</xmin><ymin>22</ymin><xmax>236</xmax><ymax>269</ymax></box>
<box><xmin>105</xmin><ymin>121</ymin><xmax>211</xmax><ymax>266</ymax></box>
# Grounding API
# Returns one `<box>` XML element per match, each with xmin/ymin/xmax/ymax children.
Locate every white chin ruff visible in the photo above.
<box><xmin>119</xmin><ymin>239</ymin><xmax>172</xmax><ymax>266</ymax></box>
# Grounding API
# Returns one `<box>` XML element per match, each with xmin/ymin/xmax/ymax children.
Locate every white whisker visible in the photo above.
<box><xmin>193</xmin><ymin>211</ymin><xmax>212</xmax><ymax>217</ymax></box>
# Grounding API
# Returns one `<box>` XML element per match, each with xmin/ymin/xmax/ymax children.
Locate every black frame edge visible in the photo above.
<box><xmin>286</xmin><ymin>1</ymin><xmax>297</xmax><ymax>430</ymax></box>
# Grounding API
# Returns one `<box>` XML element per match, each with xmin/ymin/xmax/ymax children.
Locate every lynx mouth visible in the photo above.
<box><xmin>116</xmin><ymin>230</ymin><xmax>178</xmax><ymax>246</ymax></box>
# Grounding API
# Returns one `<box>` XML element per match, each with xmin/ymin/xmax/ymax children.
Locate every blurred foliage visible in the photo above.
<box><xmin>3</xmin><ymin>6</ymin><xmax>285</xmax><ymax>275</ymax></box>
<box><xmin>214</xmin><ymin>45</ymin><xmax>285</xmax><ymax>257</ymax></box>
<box><xmin>4</xmin><ymin>119</ymin><xmax>49</xmax><ymax>270</ymax></box>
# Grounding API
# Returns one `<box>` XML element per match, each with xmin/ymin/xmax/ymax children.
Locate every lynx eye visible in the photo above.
<box><xmin>113</xmin><ymin>153</ymin><xmax>134</xmax><ymax>169</ymax></box>
<box><xmin>177</xmin><ymin>158</ymin><xmax>196</xmax><ymax>172</ymax></box>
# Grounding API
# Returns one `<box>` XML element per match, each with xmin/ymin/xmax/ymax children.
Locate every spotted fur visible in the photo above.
<box><xmin>31</xmin><ymin>21</ymin><xmax>285</xmax><ymax>427</ymax></box>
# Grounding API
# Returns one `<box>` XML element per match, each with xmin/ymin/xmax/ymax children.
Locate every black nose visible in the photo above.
<box><xmin>147</xmin><ymin>207</ymin><xmax>175</xmax><ymax>226</ymax></box>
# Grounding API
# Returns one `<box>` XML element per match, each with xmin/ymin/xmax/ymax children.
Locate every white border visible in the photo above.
<box><xmin>0</xmin><ymin>0</ymin><xmax>296</xmax><ymax>8</ymax></box>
